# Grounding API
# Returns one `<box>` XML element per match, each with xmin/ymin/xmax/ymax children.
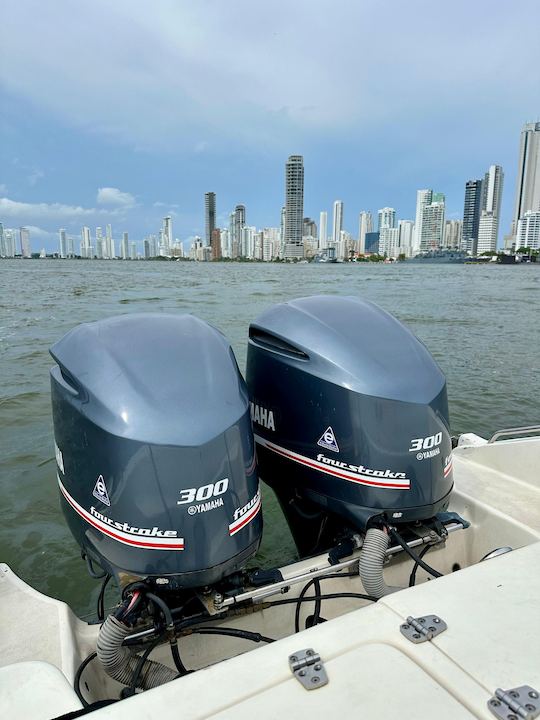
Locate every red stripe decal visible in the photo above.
<box><xmin>58</xmin><ymin>477</ymin><xmax>184</xmax><ymax>550</ymax></box>
<box><xmin>228</xmin><ymin>496</ymin><xmax>261</xmax><ymax>536</ymax></box>
<box><xmin>255</xmin><ymin>436</ymin><xmax>410</xmax><ymax>489</ymax></box>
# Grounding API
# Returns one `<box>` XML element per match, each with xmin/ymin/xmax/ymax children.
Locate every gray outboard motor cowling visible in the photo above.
<box><xmin>246</xmin><ymin>296</ymin><xmax>453</xmax><ymax>556</ymax></box>
<box><xmin>51</xmin><ymin>313</ymin><xmax>262</xmax><ymax>588</ymax></box>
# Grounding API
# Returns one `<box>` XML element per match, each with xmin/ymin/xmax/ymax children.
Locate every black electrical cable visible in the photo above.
<box><xmin>294</xmin><ymin>572</ymin><xmax>370</xmax><ymax>632</ymax></box>
<box><xmin>387</xmin><ymin>526</ymin><xmax>443</xmax><ymax>579</ymax></box>
<box><xmin>74</xmin><ymin>652</ymin><xmax>97</xmax><ymax>707</ymax></box>
<box><xmin>408</xmin><ymin>544</ymin><xmax>434</xmax><ymax>587</ymax></box>
<box><xmin>97</xmin><ymin>574</ymin><xmax>111</xmax><ymax>622</ymax></box>
<box><xmin>266</xmin><ymin>591</ymin><xmax>378</xmax><ymax>608</ymax></box>
<box><xmin>145</xmin><ymin>592</ymin><xmax>188</xmax><ymax>676</ymax></box>
<box><xmin>189</xmin><ymin>627</ymin><xmax>275</xmax><ymax>644</ymax></box>
<box><xmin>126</xmin><ymin>632</ymin><xmax>167</xmax><ymax>698</ymax></box>
<box><xmin>84</xmin><ymin>554</ymin><xmax>107</xmax><ymax>579</ymax></box>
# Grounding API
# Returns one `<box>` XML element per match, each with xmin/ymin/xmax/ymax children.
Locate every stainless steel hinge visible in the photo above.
<box><xmin>488</xmin><ymin>686</ymin><xmax>540</xmax><ymax>720</ymax></box>
<box><xmin>400</xmin><ymin>615</ymin><xmax>447</xmax><ymax>643</ymax></box>
<box><xmin>289</xmin><ymin>648</ymin><xmax>328</xmax><ymax>690</ymax></box>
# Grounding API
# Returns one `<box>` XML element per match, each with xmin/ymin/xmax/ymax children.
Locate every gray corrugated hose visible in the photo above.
<box><xmin>359</xmin><ymin>527</ymin><xmax>400</xmax><ymax>598</ymax></box>
<box><xmin>97</xmin><ymin>614</ymin><xmax>178</xmax><ymax>689</ymax></box>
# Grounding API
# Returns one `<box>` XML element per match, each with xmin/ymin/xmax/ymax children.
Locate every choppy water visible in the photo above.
<box><xmin>1</xmin><ymin>259</ymin><xmax>539</xmax><ymax>616</ymax></box>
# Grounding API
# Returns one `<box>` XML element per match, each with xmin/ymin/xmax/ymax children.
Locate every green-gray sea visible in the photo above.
<box><xmin>1</xmin><ymin>259</ymin><xmax>539</xmax><ymax>616</ymax></box>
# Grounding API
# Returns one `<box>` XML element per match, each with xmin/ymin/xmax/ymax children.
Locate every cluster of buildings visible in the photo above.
<box><xmin>1</xmin><ymin>122</ymin><xmax>539</xmax><ymax>261</ymax></box>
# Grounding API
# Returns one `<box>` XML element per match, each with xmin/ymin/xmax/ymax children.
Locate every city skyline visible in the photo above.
<box><xmin>1</xmin><ymin>2</ymin><xmax>539</xmax><ymax>252</ymax></box>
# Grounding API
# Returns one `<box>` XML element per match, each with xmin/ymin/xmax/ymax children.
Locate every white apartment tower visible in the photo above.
<box><xmin>378</xmin><ymin>207</ymin><xmax>396</xmax><ymax>230</ymax></box>
<box><xmin>414</xmin><ymin>190</ymin><xmax>433</xmax><ymax>253</ymax></box>
<box><xmin>508</xmin><ymin>122</ymin><xmax>540</xmax><ymax>248</ymax></box>
<box><xmin>357</xmin><ymin>211</ymin><xmax>373</xmax><ymax>254</ymax></box>
<box><xmin>477</xmin><ymin>165</ymin><xmax>504</xmax><ymax>254</ymax></box>
<box><xmin>319</xmin><ymin>211</ymin><xmax>328</xmax><ymax>249</ymax></box>
<box><xmin>59</xmin><ymin>229</ymin><xmax>67</xmax><ymax>258</ymax></box>
<box><xmin>332</xmin><ymin>201</ymin><xmax>343</xmax><ymax>245</ymax></box>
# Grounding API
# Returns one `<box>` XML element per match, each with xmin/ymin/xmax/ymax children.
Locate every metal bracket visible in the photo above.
<box><xmin>488</xmin><ymin>686</ymin><xmax>540</xmax><ymax>720</ymax></box>
<box><xmin>400</xmin><ymin>615</ymin><xmax>447</xmax><ymax>643</ymax></box>
<box><xmin>289</xmin><ymin>648</ymin><xmax>328</xmax><ymax>690</ymax></box>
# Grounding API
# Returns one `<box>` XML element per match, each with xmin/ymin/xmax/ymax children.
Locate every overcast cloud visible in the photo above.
<box><xmin>1</xmin><ymin>1</ymin><xmax>539</xmax><ymax>250</ymax></box>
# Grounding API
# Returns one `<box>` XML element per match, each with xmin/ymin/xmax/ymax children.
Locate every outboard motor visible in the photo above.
<box><xmin>246</xmin><ymin>296</ymin><xmax>453</xmax><ymax>557</ymax></box>
<box><xmin>50</xmin><ymin>313</ymin><xmax>262</xmax><ymax>589</ymax></box>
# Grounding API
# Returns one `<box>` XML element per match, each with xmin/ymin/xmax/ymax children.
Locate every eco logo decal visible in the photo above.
<box><xmin>317</xmin><ymin>426</ymin><xmax>340</xmax><ymax>453</ymax></box>
<box><xmin>92</xmin><ymin>474</ymin><xmax>111</xmax><ymax>506</ymax></box>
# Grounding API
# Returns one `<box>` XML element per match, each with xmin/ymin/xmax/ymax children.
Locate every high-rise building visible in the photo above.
<box><xmin>143</xmin><ymin>239</ymin><xmax>151</xmax><ymax>259</ymax></box>
<box><xmin>398</xmin><ymin>220</ymin><xmax>415</xmax><ymax>257</ymax></box>
<box><xmin>95</xmin><ymin>227</ymin><xmax>103</xmax><ymax>259</ymax></box>
<box><xmin>378</xmin><ymin>207</ymin><xmax>396</xmax><ymax>231</ymax></box>
<box><xmin>284</xmin><ymin>155</ymin><xmax>304</xmax><ymax>258</ymax></box>
<box><xmin>357</xmin><ymin>211</ymin><xmax>373</xmax><ymax>254</ymax></box>
<box><xmin>121</xmin><ymin>232</ymin><xmax>129</xmax><ymax>260</ymax></box>
<box><xmin>364</xmin><ymin>231</ymin><xmax>379</xmax><ymax>254</ymax></box>
<box><xmin>162</xmin><ymin>216</ymin><xmax>172</xmax><ymax>255</ymax></box>
<box><xmin>59</xmin><ymin>229</ymin><xmax>67</xmax><ymax>258</ymax></box>
<box><xmin>444</xmin><ymin>220</ymin><xmax>463</xmax><ymax>250</ymax></box>
<box><xmin>379</xmin><ymin>227</ymin><xmax>400</xmax><ymax>257</ymax></box>
<box><xmin>19</xmin><ymin>227</ymin><xmax>31</xmax><ymax>258</ymax></box>
<box><xmin>420</xmin><ymin>199</ymin><xmax>445</xmax><ymax>251</ymax></box>
<box><xmin>205</xmin><ymin>192</ymin><xmax>216</xmax><ymax>247</ymax></box>
<box><xmin>462</xmin><ymin>180</ymin><xmax>483</xmax><ymax>254</ymax></box>
<box><xmin>234</xmin><ymin>205</ymin><xmax>246</xmax><ymax>257</ymax></box>
<box><xmin>211</xmin><ymin>228</ymin><xmax>221</xmax><ymax>260</ymax></box>
<box><xmin>516</xmin><ymin>211</ymin><xmax>540</xmax><ymax>250</ymax></box>
<box><xmin>319</xmin><ymin>211</ymin><xmax>328</xmax><ymax>249</ymax></box>
<box><xmin>0</xmin><ymin>223</ymin><xmax>5</xmax><ymax>257</ymax></box>
<box><xmin>130</xmin><ymin>242</ymin><xmax>137</xmax><ymax>260</ymax></box>
<box><xmin>332</xmin><ymin>201</ymin><xmax>343</xmax><ymax>245</ymax></box>
<box><xmin>414</xmin><ymin>190</ymin><xmax>433</xmax><ymax>253</ymax></box>
<box><xmin>477</xmin><ymin>165</ymin><xmax>504</xmax><ymax>254</ymax></box>
<box><xmin>106</xmin><ymin>224</ymin><xmax>114</xmax><ymax>259</ymax></box>
<box><xmin>303</xmin><ymin>217</ymin><xmax>317</xmax><ymax>239</ymax></box>
<box><xmin>508</xmin><ymin>122</ymin><xmax>540</xmax><ymax>248</ymax></box>
<box><xmin>81</xmin><ymin>226</ymin><xmax>91</xmax><ymax>258</ymax></box>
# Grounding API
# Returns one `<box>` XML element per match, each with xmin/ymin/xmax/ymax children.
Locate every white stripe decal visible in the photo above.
<box><xmin>58</xmin><ymin>476</ymin><xmax>184</xmax><ymax>550</ymax></box>
<box><xmin>254</xmin><ymin>435</ymin><xmax>410</xmax><ymax>489</ymax></box>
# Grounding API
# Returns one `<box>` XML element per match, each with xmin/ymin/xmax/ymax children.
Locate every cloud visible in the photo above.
<box><xmin>0</xmin><ymin>196</ymin><xmax>118</xmax><ymax>222</ymax></box>
<box><xmin>96</xmin><ymin>187</ymin><xmax>135</xmax><ymax>207</ymax></box>
<box><xmin>28</xmin><ymin>168</ymin><xmax>44</xmax><ymax>186</ymax></box>
<box><xmin>2</xmin><ymin>1</ymin><xmax>536</xmax><ymax>153</ymax></box>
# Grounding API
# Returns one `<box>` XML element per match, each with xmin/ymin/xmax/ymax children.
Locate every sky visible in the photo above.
<box><xmin>1</xmin><ymin>0</ymin><xmax>539</xmax><ymax>252</ymax></box>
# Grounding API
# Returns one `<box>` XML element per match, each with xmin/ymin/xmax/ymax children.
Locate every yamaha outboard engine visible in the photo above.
<box><xmin>51</xmin><ymin>313</ymin><xmax>262</xmax><ymax>589</ymax></box>
<box><xmin>246</xmin><ymin>296</ymin><xmax>453</xmax><ymax>558</ymax></box>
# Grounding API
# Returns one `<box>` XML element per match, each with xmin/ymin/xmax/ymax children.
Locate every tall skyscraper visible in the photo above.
<box><xmin>357</xmin><ymin>211</ymin><xmax>373</xmax><ymax>254</ymax></box>
<box><xmin>462</xmin><ymin>179</ymin><xmax>483</xmax><ymax>254</ymax></box>
<box><xmin>0</xmin><ymin>223</ymin><xmax>5</xmax><ymax>257</ymax></box>
<box><xmin>398</xmin><ymin>220</ymin><xmax>415</xmax><ymax>257</ymax></box>
<box><xmin>378</xmin><ymin>207</ymin><xmax>396</xmax><ymax>230</ymax></box>
<box><xmin>205</xmin><ymin>192</ymin><xmax>216</xmax><ymax>247</ymax></box>
<box><xmin>319</xmin><ymin>211</ymin><xmax>328</xmax><ymax>249</ymax></box>
<box><xmin>162</xmin><ymin>216</ymin><xmax>172</xmax><ymax>255</ymax></box>
<box><xmin>303</xmin><ymin>217</ymin><xmax>317</xmax><ymax>239</ymax></box>
<box><xmin>332</xmin><ymin>201</ymin><xmax>343</xmax><ymax>245</ymax></box>
<box><xmin>444</xmin><ymin>220</ymin><xmax>463</xmax><ymax>250</ymax></box>
<box><xmin>477</xmin><ymin>165</ymin><xmax>504</xmax><ymax>254</ymax></box>
<box><xmin>284</xmin><ymin>155</ymin><xmax>304</xmax><ymax>258</ymax></box>
<box><xmin>234</xmin><ymin>205</ymin><xmax>246</xmax><ymax>257</ymax></box>
<box><xmin>121</xmin><ymin>232</ymin><xmax>129</xmax><ymax>260</ymax></box>
<box><xmin>59</xmin><ymin>229</ymin><xmax>67</xmax><ymax>258</ymax></box>
<box><xmin>81</xmin><ymin>226</ymin><xmax>91</xmax><ymax>258</ymax></box>
<box><xmin>508</xmin><ymin>122</ymin><xmax>540</xmax><ymax>248</ymax></box>
<box><xmin>420</xmin><ymin>198</ymin><xmax>445</xmax><ymax>251</ymax></box>
<box><xmin>413</xmin><ymin>190</ymin><xmax>433</xmax><ymax>253</ymax></box>
<box><xmin>19</xmin><ymin>227</ymin><xmax>31</xmax><ymax>258</ymax></box>
<box><xmin>106</xmin><ymin>224</ymin><xmax>114</xmax><ymax>259</ymax></box>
